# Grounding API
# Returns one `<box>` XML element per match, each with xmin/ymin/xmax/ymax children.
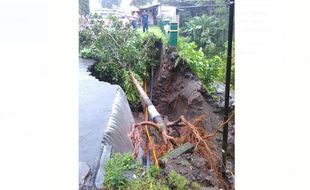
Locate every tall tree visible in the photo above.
<box><xmin>79</xmin><ymin>0</ymin><xmax>90</xmax><ymax>15</ymax></box>
<box><xmin>131</xmin><ymin>0</ymin><xmax>154</xmax><ymax>7</ymax></box>
<box><xmin>101</xmin><ymin>0</ymin><xmax>121</xmax><ymax>8</ymax></box>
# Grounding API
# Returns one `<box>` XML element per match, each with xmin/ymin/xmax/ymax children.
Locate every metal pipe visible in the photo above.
<box><xmin>222</xmin><ymin>0</ymin><xmax>234</xmax><ymax>170</ymax></box>
<box><xmin>129</xmin><ymin>70</ymin><xmax>170</xmax><ymax>143</ymax></box>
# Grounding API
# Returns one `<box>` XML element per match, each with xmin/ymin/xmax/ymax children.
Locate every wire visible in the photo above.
<box><xmin>178</xmin><ymin>4</ymin><xmax>228</xmax><ymax>9</ymax></box>
<box><xmin>144</xmin><ymin>80</ymin><xmax>159</xmax><ymax>168</ymax></box>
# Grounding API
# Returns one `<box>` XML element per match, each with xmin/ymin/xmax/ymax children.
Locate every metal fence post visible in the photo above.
<box><xmin>222</xmin><ymin>0</ymin><xmax>234</xmax><ymax>172</ymax></box>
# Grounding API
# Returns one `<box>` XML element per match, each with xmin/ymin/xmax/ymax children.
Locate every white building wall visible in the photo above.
<box><xmin>159</xmin><ymin>5</ymin><xmax>177</xmax><ymax>22</ymax></box>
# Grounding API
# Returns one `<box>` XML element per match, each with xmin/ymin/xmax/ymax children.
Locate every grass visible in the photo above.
<box><xmin>138</xmin><ymin>26</ymin><xmax>168</xmax><ymax>46</ymax></box>
<box><xmin>104</xmin><ymin>153</ymin><xmax>202</xmax><ymax>190</ymax></box>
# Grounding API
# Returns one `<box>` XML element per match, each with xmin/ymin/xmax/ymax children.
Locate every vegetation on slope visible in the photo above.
<box><xmin>104</xmin><ymin>153</ymin><xmax>201</xmax><ymax>190</ymax></box>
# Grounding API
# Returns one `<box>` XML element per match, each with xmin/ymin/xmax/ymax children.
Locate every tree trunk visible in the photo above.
<box><xmin>129</xmin><ymin>70</ymin><xmax>170</xmax><ymax>143</ymax></box>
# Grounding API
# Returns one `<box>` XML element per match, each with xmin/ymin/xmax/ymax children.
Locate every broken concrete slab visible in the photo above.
<box><xmin>79</xmin><ymin>59</ymin><xmax>134</xmax><ymax>189</ymax></box>
<box><xmin>159</xmin><ymin>142</ymin><xmax>195</xmax><ymax>166</ymax></box>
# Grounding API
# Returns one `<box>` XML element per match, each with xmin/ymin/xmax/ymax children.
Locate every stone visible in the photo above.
<box><xmin>191</xmin><ymin>157</ymin><xmax>207</xmax><ymax>168</ymax></box>
<box><xmin>159</xmin><ymin>142</ymin><xmax>195</xmax><ymax>166</ymax></box>
<box><xmin>179</xmin><ymin>168</ymin><xmax>188</xmax><ymax>175</ymax></box>
<box><xmin>185</xmin><ymin>73</ymin><xmax>192</xmax><ymax>79</ymax></box>
<box><xmin>201</xmin><ymin>187</ymin><xmax>219</xmax><ymax>190</ymax></box>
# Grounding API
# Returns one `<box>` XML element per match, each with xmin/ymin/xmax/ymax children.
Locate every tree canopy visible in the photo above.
<box><xmin>131</xmin><ymin>0</ymin><xmax>154</xmax><ymax>7</ymax></box>
<box><xmin>79</xmin><ymin>0</ymin><xmax>89</xmax><ymax>16</ymax></box>
<box><xmin>101</xmin><ymin>0</ymin><xmax>121</xmax><ymax>8</ymax></box>
<box><xmin>160</xmin><ymin>0</ymin><xmax>227</xmax><ymax>6</ymax></box>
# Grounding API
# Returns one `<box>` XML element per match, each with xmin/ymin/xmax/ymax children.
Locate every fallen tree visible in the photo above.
<box><xmin>79</xmin><ymin>16</ymin><xmax>163</xmax><ymax>108</ymax></box>
<box><xmin>129</xmin><ymin>70</ymin><xmax>173</xmax><ymax>144</ymax></box>
<box><xmin>79</xmin><ymin>16</ymin><xmax>234</xmax><ymax>189</ymax></box>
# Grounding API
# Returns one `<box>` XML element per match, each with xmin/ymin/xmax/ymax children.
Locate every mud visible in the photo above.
<box><xmin>133</xmin><ymin>47</ymin><xmax>235</xmax><ymax>189</ymax></box>
<box><xmin>163</xmin><ymin>152</ymin><xmax>216</xmax><ymax>186</ymax></box>
<box><xmin>153</xmin><ymin>47</ymin><xmax>223</xmax><ymax>133</ymax></box>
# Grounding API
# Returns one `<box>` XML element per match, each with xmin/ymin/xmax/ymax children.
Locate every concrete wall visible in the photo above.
<box><xmin>79</xmin><ymin>59</ymin><xmax>134</xmax><ymax>189</ymax></box>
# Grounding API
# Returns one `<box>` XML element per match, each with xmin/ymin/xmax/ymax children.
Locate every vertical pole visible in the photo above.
<box><xmin>222</xmin><ymin>0</ymin><xmax>234</xmax><ymax>171</ymax></box>
<box><xmin>150</xmin><ymin>67</ymin><xmax>154</xmax><ymax>101</ymax></box>
<box><xmin>147</xmin><ymin>67</ymin><xmax>153</xmax><ymax>169</ymax></box>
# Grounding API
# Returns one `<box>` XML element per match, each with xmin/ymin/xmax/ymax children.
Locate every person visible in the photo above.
<box><xmin>130</xmin><ymin>12</ymin><xmax>137</xmax><ymax>29</ymax></box>
<box><xmin>141</xmin><ymin>10</ymin><xmax>149</xmax><ymax>33</ymax></box>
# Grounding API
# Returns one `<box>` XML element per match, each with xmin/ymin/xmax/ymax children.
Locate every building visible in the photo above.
<box><xmin>138</xmin><ymin>3</ymin><xmax>180</xmax><ymax>25</ymax></box>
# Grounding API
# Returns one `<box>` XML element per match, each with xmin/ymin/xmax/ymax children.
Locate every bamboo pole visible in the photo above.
<box><xmin>129</xmin><ymin>70</ymin><xmax>170</xmax><ymax>144</ymax></box>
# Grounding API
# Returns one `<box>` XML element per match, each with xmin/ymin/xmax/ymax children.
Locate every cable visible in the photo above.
<box><xmin>144</xmin><ymin>80</ymin><xmax>159</xmax><ymax>168</ymax></box>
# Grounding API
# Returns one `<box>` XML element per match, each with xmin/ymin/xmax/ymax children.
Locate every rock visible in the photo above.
<box><xmin>201</xmin><ymin>187</ymin><xmax>219</xmax><ymax>190</ymax></box>
<box><xmin>159</xmin><ymin>142</ymin><xmax>195</xmax><ymax>166</ymax></box>
<box><xmin>191</xmin><ymin>157</ymin><xmax>207</xmax><ymax>168</ymax></box>
<box><xmin>179</xmin><ymin>168</ymin><xmax>188</xmax><ymax>175</ymax></box>
<box><xmin>185</xmin><ymin>73</ymin><xmax>193</xmax><ymax>79</ymax></box>
<box><xmin>215</xmin><ymin>83</ymin><xmax>225</xmax><ymax>94</ymax></box>
<box><xmin>218</xmin><ymin>101</ymin><xmax>225</xmax><ymax>108</ymax></box>
<box><xmin>205</xmin><ymin>175</ymin><xmax>213</xmax><ymax>182</ymax></box>
<box><xmin>161</xmin><ymin>75</ymin><xmax>167</xmax><ymax>81</ymax></box>
<box><xmin>169</xmin><ymin>52</ymin><xmax>178</xmax><ymax>61</ymax></box>
<box><xmin>176</xmin><ymin>160</ymin><xmax>182</xmax><ymax>165</ymax></box>
<box><xmin>169</xmin><ymin>129</ymin><xmax>179</xmax><ymax>137</ymax></box>
<box><xmin>204</xmin><ymin>175</ymin><xmax>214</xmax><ymax>186</ymax></box>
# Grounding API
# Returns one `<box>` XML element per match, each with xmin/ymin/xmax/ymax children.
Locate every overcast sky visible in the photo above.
<box><xmin>89</xmin><ymin>0</ymin><xmax>133</xmax><ymax>11</ymax></box>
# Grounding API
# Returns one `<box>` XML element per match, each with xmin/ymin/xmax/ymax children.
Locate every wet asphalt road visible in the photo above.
<box><xmin>79</xmin><ymin>58</ymin><xmax>118</xmax><ymax>168</ymax></box>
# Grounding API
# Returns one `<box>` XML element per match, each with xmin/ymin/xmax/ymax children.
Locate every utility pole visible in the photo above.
<box><xmin>222</xmin><ymin>0</ymin><xmax>234</xmax><ymax>172</ymax></box>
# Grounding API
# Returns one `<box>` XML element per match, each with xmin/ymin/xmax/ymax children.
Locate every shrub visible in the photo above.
<box><xmin>177</xmin><ymin>37</ymin><xmax>224</xmax><ymax>93</ymax></box>
<box><xmin>104</xmin><ymin>153</ymin><xmax>135</xmax><ymax>189</ymax></box>
<box><xmin>167</xmin><ymin>170</ymin><xmax>189</xmax><ymax>190</ymax></box>
<box><xmin>79</xmin><ymin>17</ymin><xmax>163</xmax><ymax>107</ymax></box>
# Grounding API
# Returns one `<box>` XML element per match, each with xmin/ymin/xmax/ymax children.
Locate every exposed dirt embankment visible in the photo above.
<box><xmin>149</xmin><ymin>48</ymin><xmax>235</xmax><ymax>189</ymax></box>
<box><xmin>153</xmin><ymin>48</ymin><xmax>223</xmax><ymax>133</ymax></box>
<box><xmin>133</xmin><ymin>47</ymin><xmax>235</xmax><ymax>189</ymax></box>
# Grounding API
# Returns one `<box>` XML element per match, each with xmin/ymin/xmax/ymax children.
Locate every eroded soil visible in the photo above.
<box><xmin>133</xmin><ymin>48</ymin><xmax>235</xmax><ymax>189</ymax></box>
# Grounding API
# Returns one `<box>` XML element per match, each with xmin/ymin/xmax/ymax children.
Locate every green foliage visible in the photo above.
<box><xmin>79</xmin><ymin>17</ymin><xmax>163</xmax><ymax>107</ymax></box>
<box><xmin>219</xmin><ymin>41</ymin><xmax>235</xmax><ymax>89</ymax></box>
<box><xmin>191</xmin><ymin>181</ymin><xmax>202</xmax><ymax>190</ymax></box>
<box><xmin>127</xmin><ymin>174</ymin><xmax>170</xmax><ymax>190</ymax></box>
<box><xmin>102</xmin><ymin>0</ymin><xmax>121</xmax><ymax>8</ymax></box>
<box><xmin>167</xmin><ymin>170</ymin><xmax>189</xmax><ymax>190</ymax></box>
<box><xmin>178</xmin><ymin>10</ymin><xmax>235</xmax><ymax>91</ymax></box>
<box><xmin>181</xmin><ymin>14</ymin><xmax>227</xmax><ymax>57</ymax></box>
<box><xmin>148</xmin><ymin>165</ymin><xmax>160</xmax><ymax>178</ymax></box>
<box><xmin>123</xmin><ymin>71</ymin><xmax>142</xmax><ymax>106</ymax></box>
<box><xmin>139</xmin><ymin>26</ymin><xmax>168</xmax><ymax>46</ymax></box>
<box><xmin>167</xmin><ymin>170</ymin><xmax>201</xmax><ymax>190</ymax></box>
<box><xmin>94</xmin><ymin>61</ymin><xmax>125</xmax><ymax>84</ymax></box>
<box><xmin>104</xmin><ymin>153</ymin><xmax>136</xmax><ymax>189</ymax></box>
<box><xmin>131</xmin><ymin>0</ymin><xmax>154</xmax><ymax>7</ymax></box>
<box><xmin>104</xmin><ymin>153</ymin><xmax>170</xmax><ymax>190</ymax></box>
<box><xmin>103</xmin><ymin>153</ymin><xmax>202</xmax><ymax>190</ymax></box>
<box><xmin>79</xmin><ymin>0</ymin><xmax>89</xmax><ymax>16</ymax></box>
<box><xmin>177</xmin><ymin>37</ymin><xmax>224</xmax><ymax>93</ymax></box>
<box><xmin>79</xmin><ymin>29</ymin><xmax>93</xmax><ymax>50</ymax></box>
<box><xmin>80</xmin><ymin>46</ymin><xmax>94</xmax><ymax>59</ymax></box>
